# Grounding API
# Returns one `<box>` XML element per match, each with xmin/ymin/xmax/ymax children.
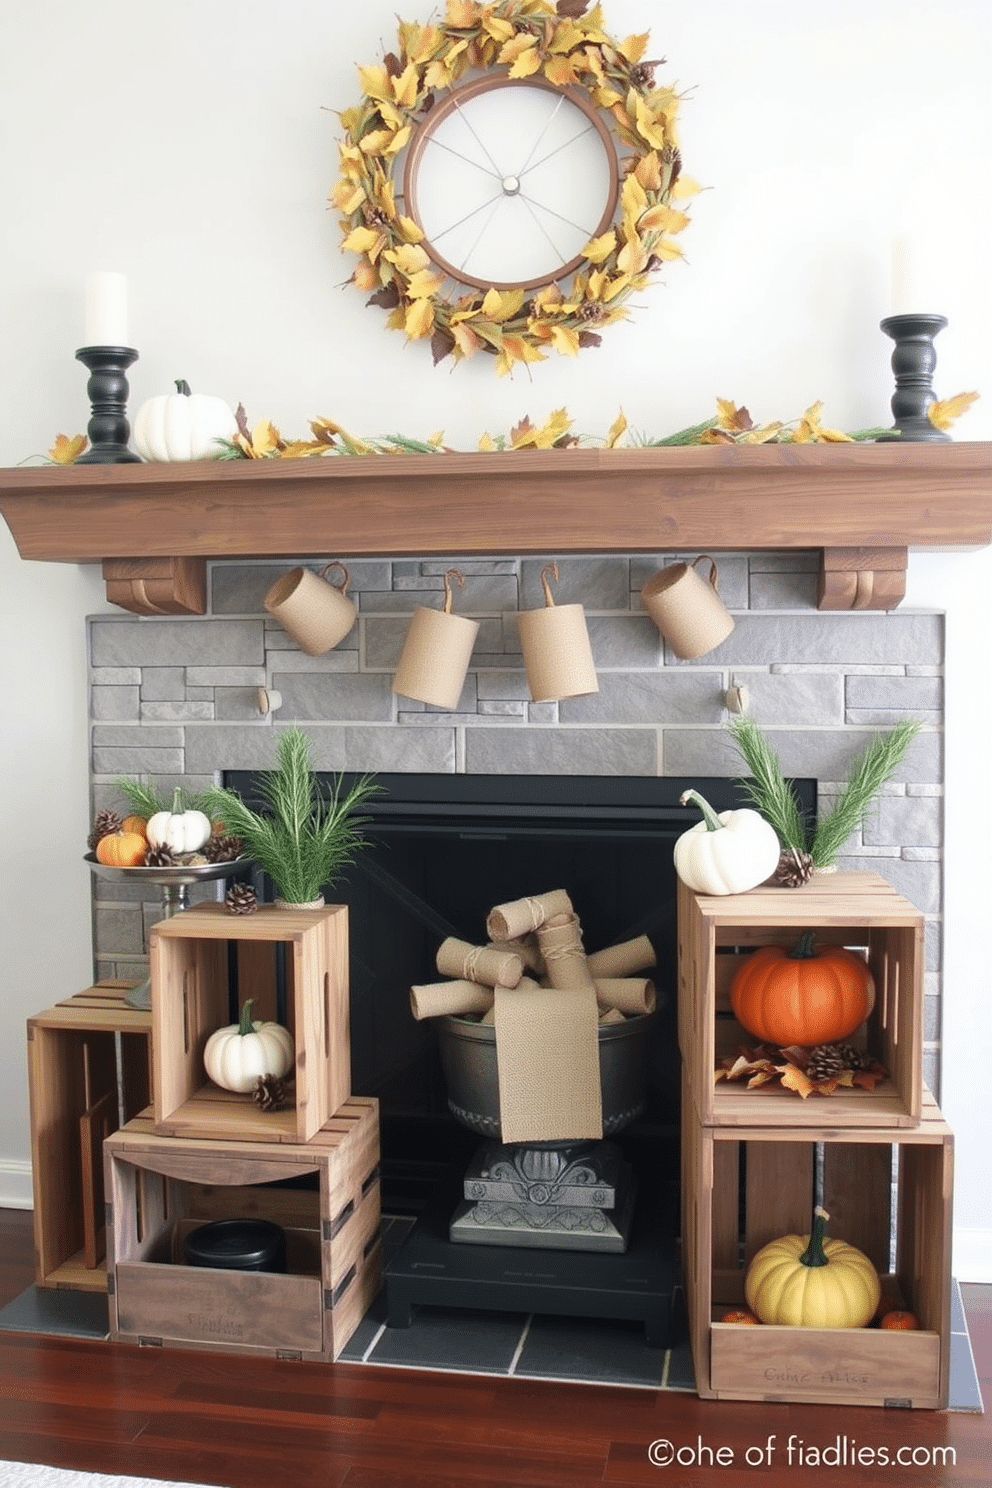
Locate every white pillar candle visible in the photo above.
<box><xmin>890</xmin><ymin>234</ymin><xmax>938</xmax><ymax>317</ymax></box>
<box><xmin>84</xmin><ymin>271</ymin><xmax>129</xmax><ymax>345</ymax></box>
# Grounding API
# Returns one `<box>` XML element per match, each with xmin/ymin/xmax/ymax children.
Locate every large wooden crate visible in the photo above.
<box><xmin>27</xmin><ymin>982</ymin><xmax>152</xmax><ymax>1291</ymax></box>
<box><xmin>678</xmin><ymin>871</ymin><xmax>924</xmax><ymax>1127</ymax></box>
<box><xmin>105</xmin><ymin>1096</ymin><xmax>381</xmax><ymax>1361</ymax></box>
<box><xmin>680</xmin><ymin>1074</ymin><xmax>953</xmax><ymax>1409</ymax></box>
<box><xmin>149</xmin><ymin>902</ymin><xmax>349</xmax><ymax>1143</ymax></box>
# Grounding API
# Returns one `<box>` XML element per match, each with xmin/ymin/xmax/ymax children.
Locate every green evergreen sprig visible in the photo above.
<box><xmin>199</xmin><ymin>728</ymin><xmax>378</xmax><ymax>904</ymax></box>
<box><xmin>728</xmin><ymin>715</ymin><xmax>922</xmax><ymax>868</ymax></box>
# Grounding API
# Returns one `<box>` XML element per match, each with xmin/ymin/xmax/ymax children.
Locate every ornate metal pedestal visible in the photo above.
<box><xmin>437</xmin><ymin>1012</ymin><xmax>653</xmax><ymax>1253</ymax></box>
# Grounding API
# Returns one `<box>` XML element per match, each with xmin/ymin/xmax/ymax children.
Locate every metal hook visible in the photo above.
<box><xmin>442</xmin><ymin>568</ymin><xmax>466</xmax><ymax>614</ymax></box>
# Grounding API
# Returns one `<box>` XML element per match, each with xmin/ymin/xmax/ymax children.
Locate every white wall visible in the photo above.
<box><xmin>1</xmin><ymin>1</ymin><xmax>989</xmax><ymax>1274</ymax></box>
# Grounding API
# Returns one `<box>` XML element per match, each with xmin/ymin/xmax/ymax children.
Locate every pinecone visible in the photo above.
<box><xmin>253</xmin><ymin>1073</ymin><xmax>288</xmax><ymax>1111</ymax></box>
<box><xmin>806</xmin><ymin>1041</ymin><xmax>873</xmax><ymax>1082</ymax></box>
<box><xmin>578</xmin><ymin>302</ymin><xmax>606</xmax><ymax>323</ymax></box>
<box><xmin>204</xmin><ymin>832</ymin><xmax>244</xmax><ymax>863</ymax></box>
<box><xmin>88</xmin><ymin>809</ymin><xmax>122</xmax><ymax>851</ymax></box>
<box><xmin>143</xmin><ymin>845</ymin><xmax>176</xmax><ymax>867</ymax></box>
<box><xmin>225</xmin><ymin>883</ymin><xmax>258</xmax><ymax>915</ymax></box>
<box><xmin>772</xmin><ymin>846</ymin><xmax>815</xmax><ymax>887</ymax></box>
<box><xmin>630</xmin><ymin>61</ymin><xmax>659</xmax><ymax>90</ymax></box>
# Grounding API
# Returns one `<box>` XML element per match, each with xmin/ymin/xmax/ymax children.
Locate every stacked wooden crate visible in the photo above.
<box><xmin>101</xmin><ymin>903</ymin><xmax>381</xmax><ymax>1360</ymax></box>
<box><xmin>678</xmin><ymin>871</ymin><xmax>954</xmax><ymax>1409</ymax></box>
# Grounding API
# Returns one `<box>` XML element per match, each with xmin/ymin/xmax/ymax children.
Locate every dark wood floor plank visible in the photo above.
<box><xmin>0</xmin><ymin>1208</ymin><xmax>989</xmax><ymax>1488</ymax></box>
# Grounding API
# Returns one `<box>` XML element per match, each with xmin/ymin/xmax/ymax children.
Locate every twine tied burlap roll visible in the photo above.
<box><xmin>486</xmin><ymin>888</ymin><xmax>574</xmax><ymax>942</ymax></box>
<box><xmin>392</xmin><ymin>569</ymin><xmax>480</xmax><ymax>710</ymax></box>
<box><xmin>409</xmin><ymin>979</ymin><xmax>495</xmax><ymax>1021</ymax></box>
<box><xmin>494</xmin><ymin>977</ymin><xmax>603</xmax><ymax>1142</ymax></box>
<box><xmin>535</xmin><ymin>911</ymin><xmax>596</xmax><ymax>991</ymax></box>
<box><xmin>640</xmin><ymin>555</ymin><xmax>735</xmax><ymax>660</ymax></box>
<box><xmin>517</xmin><ymin>562</ymin><xmax>599</xmax><ymax>702</ymax></box>
<box><xmin>436</xmin><ymin>936</ymin><xmax>524</xmax><ymax>989</ymax></box>
<box><xmin>263</xmin><ymin>560</ymin><xmax>357</xmax><ymax>656</ymax></box>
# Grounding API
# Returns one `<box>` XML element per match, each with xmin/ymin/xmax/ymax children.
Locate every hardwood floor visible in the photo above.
<box><xmin>0</xmin><ymin>1208</ymin><xmax>989</xmax><ymax>1488</ymax></box>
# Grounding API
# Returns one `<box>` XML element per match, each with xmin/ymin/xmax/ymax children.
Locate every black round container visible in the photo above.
<box><xmin>183</xmin><ymin>1218</ymin><xmax>286</xmax><ymax>1273</ymax></box>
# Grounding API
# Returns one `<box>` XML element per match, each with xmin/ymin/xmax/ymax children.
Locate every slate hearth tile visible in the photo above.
<box><xmin>521</xmin><ymin>556</ymin><xmax>630</xmax><ymax>612</ymax></box>
<box><xmin>90</xmin><ymin>617</ymin><xmax>264</xmax><ymax>667</ymax></box>
<box><xmin>748</xmin><ymin>572</ymin><xmax>819</xmax><ymax>609</ymax></box>
<box><xmin>515</xmin><ymin>1314</ymin><xmax>666</xmax><ymax>1388</ymax></box>
<box><xmin>0</xmin><ymin>1286</ymin><xmax>109</xmax><ymax>1339</ymax></box>
<box><xmin>464</xmin><ymin>727</ymin><xmax>657</xmax><ymax>776</ymax></box>
<box><xmin>367</xmin><ymin>1305</ymin><xmax>527</xmax><ymax>1374</ymax></box>
<box><xmin>717</xmin><ymin>670</ymin><xmax>844</xmax><ymax>725</ymax></box>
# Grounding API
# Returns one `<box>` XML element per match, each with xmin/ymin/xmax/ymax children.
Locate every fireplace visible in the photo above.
<box><xmin>228</xmin><ymin>769</ymin><xmax>815</xmax><ymax>1208</ymax></box>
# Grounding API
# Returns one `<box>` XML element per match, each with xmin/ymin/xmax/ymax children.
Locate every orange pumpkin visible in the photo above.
<box><xmin>729</xmin><ymin>931</ymin><xmax>875</xmax><ymax>1048</ymax></box>
<box><xmin>720</xmin><ymin>1308</ymin><xmax>760</xmax><ymax>1325</ymax></box>
<box><xmin>880</xmin><ymin>1310</ymin><xmax>920</xmax><ymax>1330</ymax></box>
<box><xmin>95</xmin><ymin>831</ymin><xmax>147</xmax><ymax>868</ymax></box>
<box><xmin>120</xmin><ymin>814</ymin><xmax>148</xmax><ymax>839</ymax></box>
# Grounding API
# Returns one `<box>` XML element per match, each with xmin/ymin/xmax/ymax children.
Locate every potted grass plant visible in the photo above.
<box><xmin>727</xmin><ymin>714</ymin><xmax>921</xmax><ymax>885</ymax></box>
<box><xmin>200</xmin><ymin>727</ymin><xmax>378</xmax><ymax>906</ymax></box>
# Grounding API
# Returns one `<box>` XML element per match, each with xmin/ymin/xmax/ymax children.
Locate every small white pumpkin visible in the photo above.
<box><xmin>132</xmin><ymin>379</ymin><xmax>237</xmax><ymax>462</ymax></box>
<box><xmin>674</xmin><ymin>787</ymin><xmax>780</xmax><ymax>896</ymax></box>
<box><xmin>203</xmin><ymin>999</ymin><xmax>295</xmax><ymax>1094</ymax></box>
<box><xmin>146</xmin><ymin>787</ymin><xmax>212</xmax><ymax>854</ymax></box>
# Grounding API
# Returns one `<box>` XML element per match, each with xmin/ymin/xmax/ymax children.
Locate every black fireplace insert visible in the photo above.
<box><xmin>227</xmin><ymin>771</ymin><xmax>815</xmax><ymax>1207</ymax></box>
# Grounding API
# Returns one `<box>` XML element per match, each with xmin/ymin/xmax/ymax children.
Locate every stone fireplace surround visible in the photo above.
<box><xmin>87</xmin><ymin>547</ymin><xmax>944</xmax><ymax>1097</ymax></box>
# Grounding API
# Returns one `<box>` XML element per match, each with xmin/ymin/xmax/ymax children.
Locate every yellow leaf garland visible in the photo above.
<box><xmin>333</xmin><ymin>0</ymin><xmax>694</xmax><ymax>370</ymax></box>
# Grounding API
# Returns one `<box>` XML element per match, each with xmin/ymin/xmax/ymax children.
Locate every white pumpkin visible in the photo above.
<box><xmin>203</xmin><ymin>999</ymin><xmax>295</xmax><ymax>1094</ymax></box>
<box><xmin>132</xmin><ymin>379</ymin><xmax>237</xmax><ymax>462</ymax></box>
<box><xmin>674</xmin><ymin>788</ymin><xmax>780</xmax><ymax>896</ymax></box>
<box><xmin>146</xmin><ymin>788</ymin><xmax>212</xmax><ymax>854</ymax></box>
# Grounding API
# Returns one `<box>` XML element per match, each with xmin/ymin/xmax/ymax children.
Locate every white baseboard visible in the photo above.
<box><xmin>953</xmin><ymin>1227</ymin><xmax>992</xmax><ymax>1284</ymax></box>
<box><xmin>0</xmin><ymin>1161</ymin><xmax>33</xmax><ymax>1210</ymax></box>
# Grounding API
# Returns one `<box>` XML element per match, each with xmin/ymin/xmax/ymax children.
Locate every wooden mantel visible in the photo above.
<box><xmin>0</xmin><ymin>440</ymin><xmax>989</xmax><ymax>615</ymax></box>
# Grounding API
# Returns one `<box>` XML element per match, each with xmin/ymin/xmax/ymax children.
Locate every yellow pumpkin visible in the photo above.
<box><xmin>744</xmin><ymin>1206</ymin><xmax>880</xmax><ymax>1328</ymax></box>
<box><xmin>95</xmin><ymin>830</ymin><xmax>147</xmax><ymax>868</ymax></box>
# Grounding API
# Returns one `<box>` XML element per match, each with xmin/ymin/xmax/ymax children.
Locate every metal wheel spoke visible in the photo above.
<box><xmin>519</xmin><ymin>122</ymin><xmax>597</xmax><ymax>179</ymax></box>
<box><xmin>450</xmin><ymin>94</ymin><xmax>507</xmax><ymax>179</ymax></box>
<box><xmin>423</xmin><ymin>133</ymin><xmax>502</xmax><ymax>182</ymax></box>
<box><xmin>518</xmin><ymin>195</ymin><xmax>570</xmax><ymax>270</ymax></box>
<box><xmin>514</xmin><ymin>93</ymin><xmax>567</xmax><ymax>178</ymax></box>
<box><xmin>459</xmin><ymin>197</ymin><xmax>511</xmax><ymax>277</ymax></box>
<box><xmin>518</xmin><ymin>190</ymin><xmax>596</xmax><ymax>240</ymax></box>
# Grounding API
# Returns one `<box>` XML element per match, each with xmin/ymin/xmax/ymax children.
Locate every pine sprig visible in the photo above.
<box><xmin>727</xmin><ymin>716</ymin><xmax>810</xmax><ymax>853</ymax></box>
<box><xmin>726</xmin><ymin>716</ymin><xmax>922</xmax><ymax>869</ymax></box>
<box><xmin>115</xmin><ymin>777</ymin><xmax>209</xmax><ymax>818</ymax></box>
<box><xmin>811</xmin><ymin>719</ymin><xmax>921</xmax><ymax>867</ymax></box>
<box><xmin>200</xmin><ymin>728</ymin><xmax>378</xmax><ymax>904</ymax></box>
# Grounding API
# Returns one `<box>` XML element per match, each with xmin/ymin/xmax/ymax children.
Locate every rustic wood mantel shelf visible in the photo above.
<box><xmin>0</xmin><ymin>441</ymin><xmax>989</xmax><ymax>615</ymax></box>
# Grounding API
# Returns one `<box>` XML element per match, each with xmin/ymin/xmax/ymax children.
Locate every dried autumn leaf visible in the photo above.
<box><xmin>446</xmin><ymin>0</ymin><xmax>481</xmax><ymax>26</ymax></box>
<box><xmin>557</xmin><ymin>0</ymin><xmax>592</xmax><ymax>20</ymax></box>
<box><xmin>544</xmin><ymin>54</ymin><xmax>578</xmax><ymax>86</ymax></box>
<box><xmin>716</xmin><ymin>399</ymin><xmax>753</xmax><ymax>433</ymax></box>
<box><xmin>508</xmin><ymin>45</ymin><xmax>543</xmax><ymax>78</ymax></box>
<box><xmin>928</xmin><ymin>390</ymin><xmax>980</xmax><ymax>430</ymax></box>
<box><xmin>48</xmin><ymin>433</ymin><xmax>87</xmax><ymax>464</ymax></box>
<box><xmin>778</xmin><ymin>1063</ymin><xmax>814</xmax><ymax>1099</ymax></box>
<box><xmin>405</xmin><ymin>267</ymin><xmax>447</xmax><ymax>299</ymax></box>
<box><xmin>405</xmin><ymin>297</ymin><xmax>435</xmax><ymax>340</ymax></box>
<box><xmin>342</xmin><ymin>225</ymin><xmax>387</xmax><ymax>261</ymax></box>
<box><xmin>605</xmin><ymin>410</ymin><xmax>628</xmax><ymax>448</ymax></box>
<box><xmin>481</xmin><ymin>287</ymin><xmax>526</xmax><ymax>323</ymax></box>
<box><xmin>747</xmin><ymin>1069</ymin><xmax>777</xmax><ymax>1088</ymax></box>
<box><xmin>551</xmin><ymin>324</ymin><xmax>581</xmax><ymax>356</ymax></box>
<box><xmin>582</xmin><ymin>229</ymin><xmax>617</xmax><ymax>264</ymax></box>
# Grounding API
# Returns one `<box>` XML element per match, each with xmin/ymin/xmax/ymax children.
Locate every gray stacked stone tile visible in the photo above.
<box><xmin>86</xmin><ymin>549</ymin><xmax>947</xmax><ymax>1093</ymax></box>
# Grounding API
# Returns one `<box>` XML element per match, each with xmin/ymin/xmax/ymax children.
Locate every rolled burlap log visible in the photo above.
<box><xmin>535</xmin><ymin>912</ymin><xmax>595</xmax><ymax>991</ymax></box>
<box><xmin>488</xmin><ymin>935</ymin><xmax>545</xmax><ymax>976</ymax></box>
<box><xmin>410</xmin><ymin>979</ymin><xmax>494</xmax><ymax>1021</ymax></box>
<box><xmin>436</xmin><ymin>937</ymin><xmax>524</xmax><ymax>989</ymax></box>
<box><xmin>594</xmin><ymin>977</ymin><xmax>657</xmax><ymax>1016</ymax></box>
<box><xmin>587</xmin><ymin>934</ymin><xmax>657</xmax><ymax>979</ymax></box>
<box><xmin>486</xmin><ymin>889</ymin><xmax>573</xmax><ymax>942</ymax></box>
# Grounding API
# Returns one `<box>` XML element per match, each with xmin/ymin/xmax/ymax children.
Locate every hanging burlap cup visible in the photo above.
<box><xmin>640</xmin><ymin>555</ymin><xmax>735</xmax><ymax>659</ymax></box>
<box><xmin>517</xmin><ymin>562</ymin><xmax>599</xmax><ymax>702</ymax></box>
<box><xmin>263</xmin><ymin>560</ymin><xmax>357</xmax><ymax>655</ymax></box>
<box><xmin>392</xmin><ymin>569</ymin><xmax>480</xmax><ymax>710</ymax></box>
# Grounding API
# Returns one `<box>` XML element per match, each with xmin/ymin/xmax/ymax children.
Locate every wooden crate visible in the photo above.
<box><xmin>678</xmin><ymin>871</ymin><xmax>924</xmax><ymax>1127</ymax></box>
<box><xmin>26</xmin><ymin>982</ymin><xmax>152</xmax><ymax>1291</ymax></box>
<box><xmin>680</xmin><ymin>1073</ymin><xmax>953</xmax><ymax>1409</ymax></box>
<box><xmin>149</xmin><ymin>902</ymin><xmax>349</xmax><ymax>1143</ymax></box>
<box><xmin>104</xmin><ymin>1096</ymin><xmax>381</xmax><ymax>1361</ymax></box>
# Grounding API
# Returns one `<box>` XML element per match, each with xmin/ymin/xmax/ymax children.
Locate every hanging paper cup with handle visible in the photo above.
<box><xmin>392</xmin><ymin>569</ymin><xmax>480</xmax><ymax>710</ymax></box>
<box><xmin>641</xmin><ymin>555</ymin><xmax>735</xmax><ymax>659</ymax></box>
<box><xmin>517</xmin><ymin>562</ymin><xmax>599</xmax><ymax>702</ymax></box>
<box><xmin>263</xmin><ymin>560</ymin><xmax>357</xmax><ymax>655</ymax></box>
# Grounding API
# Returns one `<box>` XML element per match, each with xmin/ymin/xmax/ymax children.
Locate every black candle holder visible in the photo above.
<box><xmin>879</xmin><ymin>313</ymin><xmax>950</xmax><ymax>443</ymax></box>
<box><xmin>74</xmin><ymin>345</ymin><xmax>142</xmax><ymax>463</ymax></box>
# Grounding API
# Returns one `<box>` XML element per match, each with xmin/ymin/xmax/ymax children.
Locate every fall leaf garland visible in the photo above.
<box><xmin>333</xmin><ymin>0</ymin><xmax>699</xmax><ymax>373</ymax></box>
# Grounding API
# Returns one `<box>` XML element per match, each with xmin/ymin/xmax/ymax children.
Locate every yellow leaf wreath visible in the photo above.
<box><xmin>332</xmin><ymin>0</ymin><xmax>699</xmax><ymax>374</ymax></box>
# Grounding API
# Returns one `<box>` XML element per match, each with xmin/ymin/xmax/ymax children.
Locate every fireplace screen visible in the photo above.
<box><xmin>227</xmin><ymin>771</ymin><xmax>815</xmax><ymax>1198</ymax></box>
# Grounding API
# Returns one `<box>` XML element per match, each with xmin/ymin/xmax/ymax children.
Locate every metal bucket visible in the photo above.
<box><xmin>437</xmin><ymin>1012</ymin><xmax>654</xmax><ymax>1141</ymax></box>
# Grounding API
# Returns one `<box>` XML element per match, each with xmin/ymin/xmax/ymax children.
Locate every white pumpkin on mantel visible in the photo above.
<box><xmin>132</xmin><ymin>379</ymin><xmax>237</xmax><ymax>462</ymax></box>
